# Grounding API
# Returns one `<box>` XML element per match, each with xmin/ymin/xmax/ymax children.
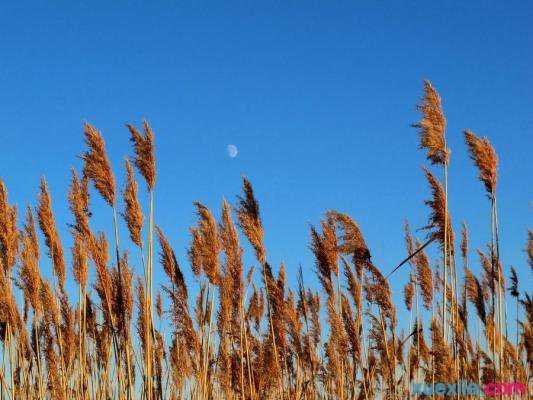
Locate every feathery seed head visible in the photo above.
<box><xmin>123</xmin><ymin>159</ymin><xmax>144</xmax><ymax>247</ymax></box>
<box><xmin>236</xmin><ymin>177</ymin><xmax>266</xmax><ymax>264</ymax></box>
<box><xmin>464</xmin><ymin>130</ymin><xmax>498</xmax><ymax>197</ymax></box>
<box><xmin>188</xmin><ymin>202</ymin><xmax>220</xmax><ymax>284</ymax></box>
<box><xmin>82</xmin><ymin>123</ymin><xmax>116</xmax><ymax>206</ymax></box>
<box><xmin>423</xmin><ymin>167</ymin><xmax>454</xmax><ymax>252</ymax></box>
<box><xmin>413</xmin><ymin>80</ymin><xmax>449</xmax><ymax>165</ymax></box>
<box><xmin>72</xmin><ymin>232</ymin><xmax>88</xmax><ymax>289</ymax></box>
<box><xmin>37</xmin><ymin>177</ymin><xmax>66</xmax><ymax>288</ymax></box>
<box><xmin>0</xmin><ymin>180</ymin><xmax>19</xmax><ymax>273</ymax></box>
<box><xmin>126</xmin><ymin>120</ymin><xmax>156</xmax><ymax>190</ymax></box>
<box><xmin>19</xmin><ymin>235</ymin><xmax>43</xmax><ymax>317</ymax></box>
<box><xmin>68</xmin><ymin>168</ymin><xmax>91</xmax><ymax>237</ymax></box>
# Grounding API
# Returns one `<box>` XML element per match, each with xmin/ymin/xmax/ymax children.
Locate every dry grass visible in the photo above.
<box><xmin>0</xmin><ymin>82</ymin><xmax>531</xmax><ymax>400</ymax></box>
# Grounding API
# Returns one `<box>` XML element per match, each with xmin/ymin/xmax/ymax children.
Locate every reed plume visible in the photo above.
<box><xmin>113</xmin><ymin>253</ymin><xmax>133</xmax><ymax>335</ymax></box>
<box><xmin>326</xmin><ymin>210</ymin><xmax>370</xmax><ymax>267</ymax></box>
<box><xmin>82</xmin><ymin>123</ymin><xmax>116</xmax><ymax>206</ymax></box>
<box><xmin>19</xmin><ymin>235</ymin><xmax>43</xmax><ymax>318</ymax></box>
<box><xmin>136</xmin><ymin>277</ymin><xmax>148</xmax><ymax>363</ymax></box>
<box><xmin>464</xmin><ymin>267</ymin><xmax>486</xmax><ymax>324</ymax></box>
<box><xmin>236</xmin><ymin>177</ymin><xmax>265</xmax><ymax>264</ymax></box>
<box><xmin>157</xmin><ymin>228</ymin><xmax>197</xmax><ymax>354</ymax></box>
<box><xmin>430</xmin><ymin>317</ymin><xmax>454</xmax><ymax>382</ymax></box>
<box><xmin>422</xmin><ymin>167</ymin><xmax>454</xmax><ymax>250</ymax></box>
<box><xmin>37</xmin><ymin>177</ymin><xmax>66</xmax><ymax>289</ymax></box>
<box><xmin>123</xmin><ymin>159</ymin><xmax>144</xmax><ymax>248</ymax></box>
<box><xmin>24</xmin><ymin>206</ymin><xmax>39</xmax><ymax>260</ymax></box>
<box><xmin>90</xmin><ymin>232</ymin><xmax>115</xmax><ymax>330</ymax></box>
<box><xmin>68</xmin><ymin>168</ymin><xmax>91</xmax><ymax>238</ymax></box>
<box><xmin>413</xmin><ymin>80</ymin><xmax>449</xmax><ymax>165</ymax></box>
<box><xmin>189</xmin><ymin>202</ymin><xmax>220</xmax><ymax>285</ymax></box>
<box><xmin>247</xmin><ymin>285</ymin><xmax>264</xmax><ymax>332</ymax></box>
<box><xmin>404</xmin><ymin>222</ymin><xmax>433</xmax><ymax>309</ymax></box>
<box><xmin>364</xmin><ymin>263</ymin><xmax>395</xmax><ymax>325</ymax></box>
<box><xmin>72</xmin><ymin>232</ymin><xmax>88</xmax><ymax>290</ymax></box>
<box><xmin>404</xmin><ymin>280</ymin><xmax>414</xmax><ymax>311</ymax></box>
<box><xmin>219</xmin><ymin>199</ymin><xmax>243</xmax><ymax>315</ymax></box>
<box><xmin>156</xmin><ymin>227</ymin><xmax>184</xmax><ymax>294</ymax></box>
<box><xmin>126</xmin><ymin>120</ymin><xmax>156</xmax><ymax>190</ymax></box>
<box><xmin>464</xmin><ymin>130</ymin><xmax>498</xmax><ymax>197</ymax></box>
<box><xmin>0</xmin><ymin>180</ymin><xmax>19</xmax><ymax>273</ymax></box>
<box><xmin>310</xmin><ymin>216</ymin><xmax>341</xmax><ymax>297</ymax></box>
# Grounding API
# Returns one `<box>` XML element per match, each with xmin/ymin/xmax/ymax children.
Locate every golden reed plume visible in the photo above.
<box><xmin>236</xmin><ymin>177</ymin><xmax>266</xmax><ymax>264</ymax></box>
<box><xmin>82</xmin><ymin>123</ymin><xmax>116</xmax><ymax>206</ymax></box>
<box><xmin>423</xmin><ymin>167</ymin><xmax>454</xmax><ymax>251</ymax></box>
<box><xmin>413</xmin><ymin>80</ymin><xmax>449</xmax><ymax>165</ymax></box>
<box><xmin>0</xmin><ymin>180</ymin><xmax>19</xmax><ymax>273</ymax></box>
<box><xmin>464</xmin><ymin>130</ymin><xmax>498</xmax><ymax>197</ymax></box>
<box><xmin>37</xmin><ymin>177</ymin><xmax>66</xmax><ymax>289</ymax></box>
<box><xmin>123</xmin><ymin>158</ymin><xmax>144</xmax><ymax>248</ymax></box>
<box><xmin>126</xmin><ymin>120</ymin><xmax>156</xmax><ymax>190</ymax></box>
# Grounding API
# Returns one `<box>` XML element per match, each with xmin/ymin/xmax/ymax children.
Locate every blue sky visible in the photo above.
<box><xmin>1</xmin><ymin>2</ymin><xmax>531</xmax><ymax>323</ymax></box>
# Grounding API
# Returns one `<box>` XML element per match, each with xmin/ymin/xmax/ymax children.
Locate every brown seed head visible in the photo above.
<box><xmin>364</xmin><ymin>262</ymin><xmax>396</xmax><ymax>326</ymax></box>
<box><xmin>247</xmin><ymin>285</ymin><xmax>264</xmax><ymax>332</ymax></box>
<box><xmin>37</xmin><ymin>178</ymin><xmax>66</xmax><ymax>289</ymax></box>
<box><xmin>123</xmin><ymin>159</ymin><xmax>144</xmax><ymax>247</ymax></box>
<box><xmin>0</xmin><ymin>180</ymin><xmax>19</xmax><ymax>273</ymax></box>
<box><xmin>40</xmin><ymin>280</ymin><xmax>60</xmax><ymax>326</ymax></box>
<box><xmin>464</xmin><ymin>267</ymin><xmax>486</xmax><ymax>324</ymax></box>
<box><xmin>19</xmin><ymin>235</ymin><xmax>43</xmax><ymax>318</ymax></box>
<box><xmin>90</xmin><ymin>232</ymin><xmax>114</xmax><ymax>329</ymax></box>
<box><xmin>423</xmin><ymin>167</ymin><xmax>454</xmax><ymax>252</ymax></box>
<box><xmin>113</xmin><ymin>253</ymin><xmax>133</xmax><ymax>336</ymax></box>
<box><xmin>72</xmin><ymin>232</ymin><xmax>88</xmax><ymax>289</ymax></box>
<box><xmin>135</xmin><ymin>277</ymin><xmax>148</xmax><ymax>358</ymax></box>
<box><xmin>24</xmin><ymin>206</ymin><xmax>39</xmax><ymax>260</ymax></box>
<box><xmin>464</xmin><ymin>130</ymin><xmax>498</xmax><ymax>197</ymax></box>
<box><xmin>236</xmin><ymin>177</ymin><xmax>265</xmax><ymax>264</ymax></box>
<box><xmin>414</xmin><ymin>239</ymin><xmax>433</xmax><ymax>310</ymax></box>
<box><xmin>310</xmin><ymin>224</ymin><xmax>335</xmax><ymax>296</ymax></box>
<box><xmin>68</xmin><ymin>169</ymin><xmax>91</xmax><ymax>237</ymax></box>
<box><xmin>327</xmin><ymin>210</ymin><xmax>370</xmax><ymax>269</ymax></box>
<box><xmin>413</xmin><ymin>80</ymin><xmax>449</xmax><ymax>165</ymax></box>
<box><xmin>82</xmin><ymin>123</ymin><xmax>116</xmax><ymax>206</ymax></box>
<box><xmin>509</xmin><ymin>267</ymin><xmax>519</xmax><ymax>298</ymax></box>
<box><xmin>404</xmin><ymin>279</ymin><xmax>414</xmax><ymax>311</ymax></box>
<box><xmin>126</xmin><ymin>120</ymin><xmax>156</xmax><ymax>190</ymax></box>
<box><xmin>404</xmin><ymin>222</ymin><xmax>433</xmax><ymax>309</ymax></box>
<box><xmin>188</xmin><ymin>202</ymin><xmax>220</xmax><ymax>284</ymax></box>
<box><xmin>219</xmin><ymin>199</ymin><xmax>244</xmax><ymax>322</ymax></box>
<box><xmin>157</xmin><ymin>226</ymin><xmax>186</xmax><ymax>299</ymax></box>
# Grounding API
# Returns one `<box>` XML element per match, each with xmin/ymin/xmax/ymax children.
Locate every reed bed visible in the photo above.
<box><xmin>0</xmin><ymin>82</ymin><xmax>531</xmax><ymax>400</ymax></box>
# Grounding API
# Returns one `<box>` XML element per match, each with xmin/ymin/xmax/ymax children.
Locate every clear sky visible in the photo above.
<box><xmin>1</xmin><ymin>2</ymin><xmax>531</xmax><ymax>320</ymax></box>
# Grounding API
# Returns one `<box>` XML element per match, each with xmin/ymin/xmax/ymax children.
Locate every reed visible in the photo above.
<box><xmin>0</xmin><ymin>83</ymin><xmax>530</xmax><ymax>400</ymax></box>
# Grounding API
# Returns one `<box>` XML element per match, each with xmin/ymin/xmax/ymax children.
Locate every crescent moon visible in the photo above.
<box><xmin>227</xmin><ymin>144</ymin><xmax>238</xmax><ymax>158</ymax></box>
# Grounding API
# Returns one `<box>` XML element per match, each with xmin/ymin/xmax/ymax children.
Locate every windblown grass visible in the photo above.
<box><xmin>0</xmin><ymin>82</ymin><xmax>531</xmax><ymax>400</ymax></box>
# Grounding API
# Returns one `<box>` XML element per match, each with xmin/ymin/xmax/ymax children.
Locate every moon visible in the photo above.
<box><xmin>227</xmin><ymin>144</ymin><xmax>238</xmax><ymax>158</ymax></box>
